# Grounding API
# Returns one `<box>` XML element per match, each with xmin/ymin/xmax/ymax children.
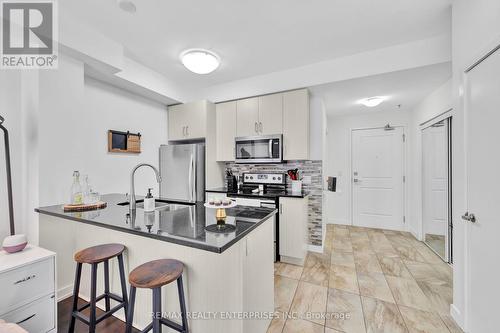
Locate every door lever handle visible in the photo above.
<box><xmin>462</xmin><ymin>212</ymin><xmax>476</xmax><ymax>223</ymax></box>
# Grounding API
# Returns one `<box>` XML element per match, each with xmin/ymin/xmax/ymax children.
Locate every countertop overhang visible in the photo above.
<box><xmin>35</xmin><ymin>193</ymin><xmax>277</xmax><ymax>254</ymax></box>
<box><xmin>206</xmin><ymin>187</ymin><xmax>309</xmax><ymax>199</ymax></box>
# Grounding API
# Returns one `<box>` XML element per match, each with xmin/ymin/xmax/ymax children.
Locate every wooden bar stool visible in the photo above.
<box><xmin>126</xmin><ymin>259</ymin><xmax>188</xmax><ymax>333</ymax></box>
<box><xmin>68</xmin><ymin>243</ymin><xmax>128</xmax><ymax>333</ymax></box>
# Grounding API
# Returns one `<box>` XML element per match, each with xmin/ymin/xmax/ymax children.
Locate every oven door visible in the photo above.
<box><xmin>235</xmin><ymin>135</ymin><xmax>282</xmax><ymax>163</ymax></box>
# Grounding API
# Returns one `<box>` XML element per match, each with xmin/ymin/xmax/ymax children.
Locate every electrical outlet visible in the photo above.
<box><xmin>302</xmin><ymin>175</ymin><xmax>312</xmax><ymax>184</ymax></box>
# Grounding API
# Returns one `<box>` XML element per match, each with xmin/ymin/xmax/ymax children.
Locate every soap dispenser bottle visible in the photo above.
<box><xmin>143</xmin><ymin>188</ymin><xmax>155</xmax><ymax>212</ymax></box>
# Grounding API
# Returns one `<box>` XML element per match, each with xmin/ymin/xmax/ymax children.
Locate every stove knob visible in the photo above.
<box><xmin>250</xmin><ymin>176</ymin><xmax>253</xmax><ymax>180</ymax></box>
<box><xmin>272</xmin><ymin>177</ymin><xmax>276</xmax><ymax>180</ymax></box>
<box><xmin>277</xmin><ymin>177</ymin><xmax>281</xmax><ymax>181</ymax></box>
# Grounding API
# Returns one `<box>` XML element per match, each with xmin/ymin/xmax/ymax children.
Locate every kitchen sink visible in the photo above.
<box><xmin>117</xmin><ymin>199</ymin><xmax>193</xmax><ymax>211</ymax></box>
<box><xmin>136</xmin><ymin>201</ymin><xmax>169</xmax><ymax>210</ymax></box>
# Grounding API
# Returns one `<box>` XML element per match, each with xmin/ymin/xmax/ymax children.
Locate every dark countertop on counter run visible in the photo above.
<box><xmin>35</xmin><ymin>193</ymin><xmax>276</xmax><ymax>254</ymax></box>
<box><xmin>206</xmin><ymin>187</ymin><xmax>309</xmax><ymax>199</ymax></box>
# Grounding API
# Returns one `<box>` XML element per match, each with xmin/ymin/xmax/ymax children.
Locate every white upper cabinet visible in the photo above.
<box><xmin>236</xmin><ymin>97</ymin><xmax>259</xmax><ymax>137</ymax></box>
<box><xmin>168</xmin><ymin>104</ymin><xmax>187</xmax><ymax>141</ymax></box>
<box><xmin>214</xmin><ymin>89</ymin><xmax>309</xmax><ymax>161</ymax></box>
<box><xmin>216</xmin><ymin>101</ymin><xmax>237</xmax><ymax>161</ymax></box>
<box><xmin>283</xmin><ymin>89</ymin><xmax>310</xmax><ymax>160</ymax></box>
<box><xmin>258</xmin><ymin>93</ymin><xmax>283</xmax><ymax>135</ymax></box>
<box><xmin>236</xmin><ymin>94</ymin><xmax>283</xmax><ymax>137</ymax></box>
<box><xmin>168</xmin><ymin>101</ymin><xmax>208</xmax><ymax>140</ymax></box>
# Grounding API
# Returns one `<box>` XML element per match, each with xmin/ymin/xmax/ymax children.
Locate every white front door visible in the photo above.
<box><xmin>351</xmin><ymin>127</ymin><xmax>405</xmax><ymax>230</ymax></box>
<box><xmin>464</xmin><ymin>46</ymin><xmax>500</xmax><ymax>333</ymax></box>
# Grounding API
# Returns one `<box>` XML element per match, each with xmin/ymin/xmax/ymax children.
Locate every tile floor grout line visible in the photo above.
<box><xmin>292</xmin><ymin>255</ymin><xmax>326</xmax><ymax>329</ymax></box>
<box><xmin>349</xmin><ymin>226</ymin><xmax>369</xmax><ymax>333</ymax></box>
<box><xmin>373</xmin><ymin>242</ymin><xmax>412</xmax><ymax>333</ymax></box>
<box><xmin>327</xmin><ymin>226</ymin><xmax>349</xmax><ymax>333</ymax></box>
<box><xmin>277</xmin><ymin>270</ymin><xmax>300</xmax><ymax>333</ymax></box>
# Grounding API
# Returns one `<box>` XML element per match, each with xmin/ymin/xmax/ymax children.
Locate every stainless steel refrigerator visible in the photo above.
<box><xmin>159</xmin><ymin>143</ymin><xmax>205</xmax><ymax>202</ymax></box>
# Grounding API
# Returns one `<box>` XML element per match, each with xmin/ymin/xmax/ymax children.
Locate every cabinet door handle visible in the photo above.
<box><xmin>14</xmin><ymin>274</ymin><xmax>36</xmax><ymax>285</ymax></box>
<box><xmin>279</xmin><ymin>203</ymin><xmax>283</xmax><ymax>214</ymax></box>
<box><xmin>259</xmin><ymin>122</ymin><xmax>263</xmax><ymax>133</ymax></box>
<box><xmin>186</xmin><ymin>126</ymin><xmax>189</xmax><ymax>137</ymax></box>
<box><xmin>255</xmin><ymin>122</ymin><xmax>258</xmax><ymax>133</ymax></box>
<box><xmin>16</xmin><ymin>314</ymin><xmax>36</xmax><ymax>325</ymax></box>
<box><xmin>182</xmin><ymin>126</ymin><xmax>186</xmax><ymax>137</ymax></box>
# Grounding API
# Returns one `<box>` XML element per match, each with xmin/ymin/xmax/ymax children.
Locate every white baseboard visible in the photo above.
<box><xmin>409</xmin><ymin>229</ymin><xmax>420</xmax><ymax>241</ymax></box>
<box><xmin>326</xmin><ymin>218</ymin><xmax>350</xmax><ymax>226</ymax></box>
<box><xmin>450</xmin><ymin>304</ymin><xmax>465</xmax><ymax>331</ymax></box>
<box><xmin>280</xmin><ymin>255</ymin><xmax>305</xmax><ymax>266</ymax></box>
<box><xmin>58</xmin><ymin>284</ymin><xmax>74</xmax><ymax>301</ymax></box>
<box><xmin>308</xmin><ymin>244</ymin><xmax>323</xmax><ymax>253</ymax></box>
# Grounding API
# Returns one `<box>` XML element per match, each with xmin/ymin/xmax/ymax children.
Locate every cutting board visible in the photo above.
<box><xmin>63</xmin><ymin>201</ymin><xmax>107</xmax><ymax>212</ymax></box>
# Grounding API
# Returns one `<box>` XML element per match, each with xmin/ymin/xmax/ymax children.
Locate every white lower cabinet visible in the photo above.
<box><xmin>242</xmin><ymin>216</ymin><xmax>274</xmax><ymax>333</ymax></box>
<box><xmin>279</xmin><ymin>196</ymin><xmax>308</xmax><ymax>265</ymax></box>
<box><xmin>0</xmin><ymin>246</ymin><xmax>56</xmax><ymax>332</ymax></box>
<box><xmin>2</xmin><ymin>294</ymin><xmax>55</xmax><ymax>333</ymax></box>
<box><xmin>0</xmin><ymin>258</ymin><xmax>54</xmax><ymax>314</ymax></box>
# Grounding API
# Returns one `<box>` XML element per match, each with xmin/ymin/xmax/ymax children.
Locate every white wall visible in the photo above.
<box><xmin>309</xmin><ymin>96</ymin><xmax>327</xmax><ymax>161</ymax></box>
<box><xmin>408</xmin><ymin>80</ymin><xmax>452</xmax><ymax>239</ymax></box>
<box><xmin>0</xmin><ymin>72</ymin><xmax>23</xmax><ymax>241</ymax></box>
<box><xmin>194</xmin><ymin>35</ymin><xmax>451</xmax><ymax>103</ymax></box>
<box><xmin>0</xmin><ymin>71</ymin><xmax>41</xmax><ymax>243</ymax></box>
<box><xmin>38</xmin><ymin>55</ymin><xmax>168</xmax><ymax>210</ymax></box>
<box><xmin>450</xmin><ymin>0</ymin><xmax>500</xmax><ymax>329</ymax></box>
<box><xmin>324</xmin><ymin>109</ymin><xmax>411</xmax><ymax>227</ymax></box>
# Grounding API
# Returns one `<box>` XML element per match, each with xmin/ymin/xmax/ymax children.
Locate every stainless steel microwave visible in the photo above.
<box><xmin>235</xmin><ymin>134</ymin><xmax>283</xmax><ymax>164</ymax></box>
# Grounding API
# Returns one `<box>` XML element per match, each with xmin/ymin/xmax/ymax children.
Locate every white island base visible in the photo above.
<box><xmin>39</xmin><ymin>215</ymin><xmax>274</xmax><ymax>333</ymax></box>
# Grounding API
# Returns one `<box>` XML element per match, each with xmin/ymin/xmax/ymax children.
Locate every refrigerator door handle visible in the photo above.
<box><xmin>192</xmin><ymin>150</ymin><xmax>197</xmax><ymax>202</ymax></box>
<box><xmin>188</xmin><ymin>153</ymin><xmax>194</xmax><ymax>202</ymax></box>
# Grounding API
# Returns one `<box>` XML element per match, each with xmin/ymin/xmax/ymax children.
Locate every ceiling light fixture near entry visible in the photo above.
<box><xmin>180</xmin><ymin>49</ymin><xmax>220</xmax><ymax>74</ymax></box>
<box><xmin>358</xmin><ymin>96</ymin><xmax>387</xmax><ymax>107</ymax></box>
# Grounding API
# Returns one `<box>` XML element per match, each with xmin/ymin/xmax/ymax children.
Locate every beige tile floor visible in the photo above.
<box><xmin>268</xmin><ymin>225</ymin><xmax>463</xmax><ymax>333</ymax></box>
<box><xmin>424</xmin><ymin>234</ymin><xmax>446</xmax><ymax>259</ymax></box>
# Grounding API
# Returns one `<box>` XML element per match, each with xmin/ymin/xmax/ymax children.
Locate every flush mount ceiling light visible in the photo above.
<box><xmin>358</xmin><ymin>96</ymin><xmax>387</xmax><ymax>107</ymax></box>
<box><xmin>180</xmin><ymin>49</ymin><xmax>220</xmax><ymax>74</ymax></box>
<box><xmin>117</xmin><ymin>0</ymin><xmax>136</xmax><ymax>13</ymax></box>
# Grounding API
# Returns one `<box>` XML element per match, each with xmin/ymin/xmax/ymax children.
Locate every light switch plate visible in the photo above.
<box><xmin>302</xmin><ymin>175</ymin><xmax>312</xmax><ymax>184</ymax></box>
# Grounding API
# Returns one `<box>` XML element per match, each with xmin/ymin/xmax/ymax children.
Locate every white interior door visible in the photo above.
<box><xmin>352</xmin><ymin>127</ymin><xmax>404</xmax><ymax>230</ymax></box>
<box><xmin>422</xmin><ymin>121</ymin><xmax>449</xmax><ymax>261</ymax></box>
<box><xmin>464</xmin><ymin>46</ymin><xmax>500</xmax><ymax>333</ymax></box>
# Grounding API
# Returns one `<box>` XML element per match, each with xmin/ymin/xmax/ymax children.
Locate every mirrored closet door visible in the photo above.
<box><xmin>422</xmin><ymin>117</ymin><xmax>452</xmax><ymax>263</ymax></box>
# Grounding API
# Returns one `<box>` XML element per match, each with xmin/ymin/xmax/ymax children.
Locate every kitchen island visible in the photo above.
<box><xmin>36</xmin><ymin>194</ymin><xmax>276</xmax><ymax>333</ymax></box>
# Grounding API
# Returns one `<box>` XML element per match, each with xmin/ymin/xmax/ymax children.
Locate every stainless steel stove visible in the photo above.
<box><xmin>229</xmin><ymin>172</ymin><xmax>286</xmax><ymax>262</ymax></box>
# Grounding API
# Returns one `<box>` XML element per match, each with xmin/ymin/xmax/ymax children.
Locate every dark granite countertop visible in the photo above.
<box><xmin>206</xmin><ymin>187</ymin><xmax>309</xmax><ymax>199</ymax></box>
<box><xmin>35</xmin><ymin>193</ymin><xmax>276</xmax><ymax>254</ymax></box>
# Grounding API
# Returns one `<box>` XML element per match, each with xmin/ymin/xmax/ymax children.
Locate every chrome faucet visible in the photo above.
<box><xmin>129</xmin><ymin>163</ymin><xmax>162</xmax><ymax>211</ymax></box>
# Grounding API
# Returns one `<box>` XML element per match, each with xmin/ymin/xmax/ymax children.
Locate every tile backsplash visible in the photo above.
<box><xmin>225</xmin><ymin>160</ymin><xmax>323</xmax><ymax>247</ymax></box>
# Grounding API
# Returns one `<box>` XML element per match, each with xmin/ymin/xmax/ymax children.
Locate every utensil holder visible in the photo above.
<box><xmin>291</xmin><ymin>180</ymin><xmax>302</xmax><ymax>193</ymax></box>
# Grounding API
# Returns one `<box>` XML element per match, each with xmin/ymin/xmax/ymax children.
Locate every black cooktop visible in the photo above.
<box><xmin>206</xmin><ymin>187</ymin><xmax>308</xmax><ymax>199</ymax></box>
